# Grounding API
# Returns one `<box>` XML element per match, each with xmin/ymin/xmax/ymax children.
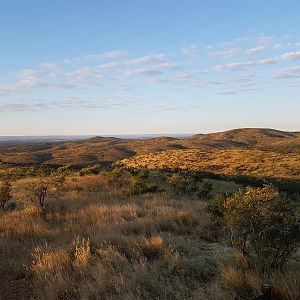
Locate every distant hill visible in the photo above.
<box><xmin>184</xmin><ymin>128</ymin><xmax>300</xmax><ymax>151</ymax></box>
<box><xmin>0</xmin><ymin>128</ymin><xmax>299</xmax><ymax>166</ymax></box>
<box><xmin>192</xmin><ymin>128</ymin><xmax>296</xmax><ymax>141</ymax></box>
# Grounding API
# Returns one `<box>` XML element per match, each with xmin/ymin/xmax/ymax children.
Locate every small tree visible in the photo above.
<box><xmin>26</xmin><ymin>173</ymin><xmax>65</xmax><ymax>209</ymax></box>
<box><xmin>0</xmin><ymin>180</ymin><xmax>12</xmax><ymax>210</ymax></box>
<box><xmin>209</xmin><ymin>185</ymin><xmax>300</xmax><ymax>272</ymax></box>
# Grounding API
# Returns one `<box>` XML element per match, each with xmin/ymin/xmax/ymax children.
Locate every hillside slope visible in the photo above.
<box><xmin>119</xmin><ymin>148</ymin><xmax>300</xmax><ymax>181</ymax></box>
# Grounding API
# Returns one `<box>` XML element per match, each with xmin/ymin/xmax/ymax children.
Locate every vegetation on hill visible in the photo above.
<box><xmin>0</xmin><ymin>128</ymin><xmax>299</xmax><ymax>166</ymax></box>
<box><xmin>119</xmin><ymin>148</ymin><xmax>300</xmax><ymax>182</ymax></box>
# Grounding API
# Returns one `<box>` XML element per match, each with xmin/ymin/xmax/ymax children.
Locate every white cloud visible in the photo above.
<box><xmin>66</xmin><ymin>66</ymin><xmax>101</xmax><ymax>80</ymax></box>
<box><xmin>98</xmin><ymin>62</ymin><xmax>119</xmax><ymax>69</ymax></box>
<box><xmin>209</xmin><ymin>45</ymin><xmax>264</xmax><ymax>59</ymax></box>
<box><xmin>239</xmin><ymin>73</ymin><xmax>256</xmax><ymax>78</ymax></box>
<box><xmin>244</xmin><ymin>46</ymin><xmax>265</xmax><ymax>55</ymax></box>
<box><xmin>281</xmin><ymin>51</ymin><xmax>300</xmax><ymax>61</ymax></box>
<box><xmin>171</xmin><ymin>72</ymin><xmax>195</xmax><ymax>80</ymax></box>
<box><xmin>258</xmin><ymin>57</ymin><xmax>278</xmax><ymax>65</ymax></box>
<box><xmin>38</xmin><ymin>82</ymin><xmax>76</xmax><ymax>89</ymax></box>
<box><xmin>119</xmin><ymin>63</ymin><xmax>182</xmax><ymax>78</ymax></box>
<box><xmin>84</xmin><ymin>50</ymin><xmax>128</xmax><ymax>60</ymax></box>
<box><xmin>122</xmin><ymin>54</ymin><xmax>165</xmax><ymax>65</ymax></box>
<box><xmin>212</xmin><ymin>61</ymin><xmax>256</xmax><ymax>72</ymax></box>
<box><xmin>209</xmin><ymin>48</ymin><xmax>241</xmax><ymax>58</ymax></box>
<box><xmin>149</xmin><ymin>72</ymin><xmax>195</xmax><ymax>85</ymax></box>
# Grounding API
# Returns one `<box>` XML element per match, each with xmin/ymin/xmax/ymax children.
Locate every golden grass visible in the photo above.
<box><xmin>119</xmin><ymin>148</ymin><xmax>300</xmax><ymax>180</ymax></box>
<box><xmin>0</xmin><ymin>174</ymin><xmax>298</xmax><ymax>299</ymax></box>
<box><xmin>0</xmin><ymin>176</ymin><xmax>216</xmax><ymax>299</ymax></box>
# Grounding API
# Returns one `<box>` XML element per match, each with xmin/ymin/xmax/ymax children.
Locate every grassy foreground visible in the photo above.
<box><xmin>0</xmin><ymin>169</ymin><xmax>299</xmax><ymax>300</ymax></box>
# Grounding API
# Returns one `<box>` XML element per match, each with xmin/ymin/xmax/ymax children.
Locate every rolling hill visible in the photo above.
<box><xmin>0</xmin><ymin>128</ymin><xmax>299</xmax><ymax>167</ymax></box>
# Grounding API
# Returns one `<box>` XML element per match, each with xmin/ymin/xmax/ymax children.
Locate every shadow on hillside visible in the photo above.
<box><xmin>156</xmin><ymin>167</ymin><xmax>300</xmax><ymax>195</ymax></box>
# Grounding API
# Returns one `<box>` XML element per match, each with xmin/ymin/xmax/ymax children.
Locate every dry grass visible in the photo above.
<box><xmin>0</xmin><ymin>175</ymin><xmax>222</xmax><ymax>299</ymax></box>
<box><xmin>220</xmin><ymin>263</ymin><xmax>300</xmax><ymax>300</ymax></box>
<box><xmin>0</xmin><ymin>172</ymin><xmax>298</xmax><ymax>299</ymax></box>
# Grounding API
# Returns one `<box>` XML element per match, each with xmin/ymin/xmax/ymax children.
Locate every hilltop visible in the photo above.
<box><xmin>184</xmin><ymin>128</ymin><xmax>300</xmax><ymax>151</ymax></box>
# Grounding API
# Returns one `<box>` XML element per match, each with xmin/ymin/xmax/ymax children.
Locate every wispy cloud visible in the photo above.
<box><xmin>119</xmin><ymin>63</ymin><xmax>182</xmax><ymax>78</ymax></box>
<box><xmin>244</xmin><ymin>45</ymin><xmax>265</xmax><ymax>55</ymax></box>
<box><xmin>209</xmin><ymin>48</ymin><xmax>241</xmax><ymax>58</ymax></box>
<box><xmin>208</xmin><ymin>45</ymin><xmax>265</xmax><ymax>59</ymax></box>
<box><xmin>281</xmin><ymin>50</ymin><xmax>300</xmax><ymax>61</ymax></box>
<box><xmin>218</xmin><ymin>87</ymin><xmax>257</xmax><ymax>95</ymax></box>
<box><xmin>122</xmin><ymin>54</ymin><xmax>165</xmax><ymax>65</ymax></box>
<box><xmin>273</xmin><ymin>66</ymin><xmax>300</xmax><ymax>79</ymax></box>
<box><xmin>258</xmin><ymin>57</ymin><xmax>278</xmax><ymax>65</ymax></box>
<box><xmin>98</xmin><ymin>62</ymin><xmax>119</xmax><ymax>69</ymax></box>
<box><xmin>150</xmin><ymin>72</ymin><xmax>195</xmax><ymax>84</ymax></box>
<box><xmin>2</xmin><ymin>34</ymin><xmax>300</xmax><ymax>101</ymax></box>
<box><xmin>194</xmin><ymin>81</ymin><xmax>222</xmax><ymax>88</ymax></box>
<box><xmin>212</xmin><ymin>61</ymin><xmax>256</xmax><ymax>72</ymax></box>
<box><xmin>86</xmin><ymin>50</ymin><xmax>128</xmax><ymax>59</ymax></box>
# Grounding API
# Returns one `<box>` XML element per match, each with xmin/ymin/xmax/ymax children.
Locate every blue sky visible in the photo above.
<box><xmin>1</xmin><ymin>0</ymin><xmax>300</xmax><ymax>135</ymax></box>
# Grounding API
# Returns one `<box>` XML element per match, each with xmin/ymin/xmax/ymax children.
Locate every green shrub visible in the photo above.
<box><xmin>208</xmin><ymin>185</ymin><xmax>300</xmax><ymax>272</ymax></box>
<box><xmin>125</xmin><ymin>178</ymin><xmax>159</xmax><ymax>196</ymax></box>
<box><xmin>57</xmin><ymin>164</ymin><xmax>72</xmax><ymax>175</ymax></box>
<box><xmin>79</xmin><ymin>164</ymin><xmax>102</xmax><ymax>176</ymax></box>
<box><xmin>166</xmin><ymin>172</ymin><xmax>198</xmax><ymax>194</ymax></box>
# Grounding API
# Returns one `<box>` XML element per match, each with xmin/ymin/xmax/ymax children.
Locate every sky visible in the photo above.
<box><xmin>0</xmin><ymin>0</ymin><xmax>300</xmax><ymax>135</ymax></box>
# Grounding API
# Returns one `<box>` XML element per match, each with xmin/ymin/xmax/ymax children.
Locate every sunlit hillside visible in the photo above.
<box><xmin>120</xmin><ymin>148</ymin><xmax>300</xmax><ymax>180</ymax></box>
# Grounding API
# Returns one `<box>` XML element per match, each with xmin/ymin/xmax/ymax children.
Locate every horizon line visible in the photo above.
<box><xmin>0</xmin><ymin>127</ymin><xmax>299</xmax><ymax>140</ymax></box>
